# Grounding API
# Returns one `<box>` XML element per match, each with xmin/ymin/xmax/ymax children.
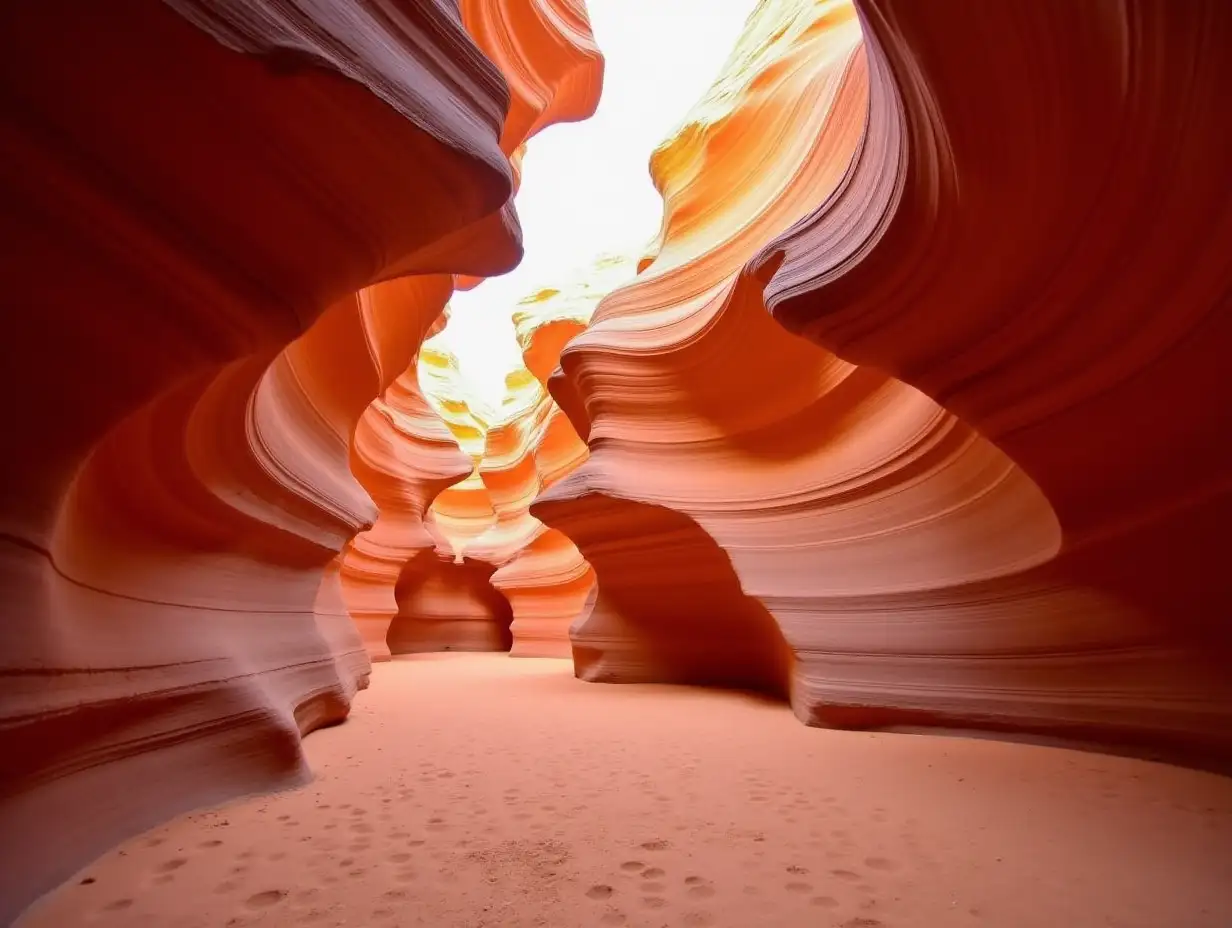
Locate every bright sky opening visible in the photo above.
<box><xmin>427</xmin><ymin>0</ymin><xmax>761</xmax><ymax>409</ymax></box>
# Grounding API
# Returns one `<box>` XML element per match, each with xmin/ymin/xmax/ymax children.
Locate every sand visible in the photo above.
<box><xmin>18</xmin><ymin>654</ymin><xmax>1232</xmax><ymax>928</ymax></box>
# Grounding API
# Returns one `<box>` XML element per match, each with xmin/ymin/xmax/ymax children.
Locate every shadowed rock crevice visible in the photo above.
<box><xmin>388</xmin><ymin>552</ymin><xmax>515</xmax><ymax>654</ymax></box>
<box><xmin>533</xmin><ymin>491</ymin><xmax>793</xmax><ymax>699</ymax></box>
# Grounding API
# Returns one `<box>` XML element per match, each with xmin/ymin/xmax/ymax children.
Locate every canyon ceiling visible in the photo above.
<box><xmin>1</xmin><ymin>0</ymin><xmax>1230</xmax><ymax>923</ymax></box>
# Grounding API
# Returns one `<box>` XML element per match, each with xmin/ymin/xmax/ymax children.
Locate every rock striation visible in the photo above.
<box><xmin>340</xmin><ymin>0</ymin><xmax>604</xmax><ymax>660</ymax></box>
<box><xmin>536</xmin><ymin>0</ymin><xmax>1232</xmax><ymax>761</ymax></box>
<box><xmin>0</xmin><ymin>0</ymin><xmax>602</xmax><ymax>921</ymax></box>
<box><xmin>748</xmin><ymin>0</ymin><xmax>1232</xmax><ymax>756</ymax></box>
<box><xmin>479</xmin><ymin>262</ymin><xmax>646</xmax><ymax>656</ymax></box>
<box><xmin>393</xmin><ymin>255</ymin><xmax>644</xmax><ymax>658</ymax></box>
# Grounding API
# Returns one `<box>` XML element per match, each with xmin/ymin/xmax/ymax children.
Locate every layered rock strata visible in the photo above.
<box><xmin>340</xmin><ymin>1</ymin><xmax>604</xmax><ymax>661</ymax></box>
<box><xmin>536</xmin><ymin>0</ymin><xmax>1231</xmax><ymax>760</ymax></box>
<box><xmin>544</xmin><ymin>0</ymin><xmax>1232</xmax><ymax>759</ymax></box>
<box><xmin>743</xmin><ymin>0</ymin><xmax>1232</xmax><ymax>756</ymax></box>
<box><xmin>0</xmin><ymin>0</ymin><xmax>601</xmax><ymax>921</ymax></box>
<box><xmin>487</xmin><ymin>256</ymin><xmax>640</xmax><ymax>655</ymax></box>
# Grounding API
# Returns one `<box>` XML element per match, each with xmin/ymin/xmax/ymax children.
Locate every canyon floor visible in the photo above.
<box><xmin>20</xmin><ymin>655</ymin><xmax>1232</xmax><ymax>928</ymax></box>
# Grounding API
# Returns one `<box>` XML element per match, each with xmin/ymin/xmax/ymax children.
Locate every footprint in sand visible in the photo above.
<box><xmin>682</xmin><ymin>912</ymin><xmax>716</xmax><ymax>927</ymax></box>
<box><xmin>785</xmin><ymin>881</ymin><xmax>813</xmax><ymax>894</ymax></box>
<box><xmin>157</xmin><ymin>859</ymin><xmax>188</xmax><ymax>873</ymax></box>
<box><xmin>586</xmin><ymin>885</ymin><xmax>614</xmax><ymax>900</ymax></box>
<box><xmin>864</xmin><ymin>857</ymin><xmax>896</xmax><ymax>871</ymax></box>
<box><xmin>642</xmin><ymin>867</ymin><xmax>665</xmax><ymax>879</ymax></box>
<box><xmin>687</xmin><ymin>882</ymin><xmax>717</xmax><ymax>899</ymax></box>
<box><xmin>619</xmin><ymin>861</ymin><xmax>645</xmax><ymax>872</ymax></box>
<box><xmin>640</xmin><ymin>896</ymin><xmax>668</xmax><ymax>909</ymax></box>
<box><xmin>831</xmin><ymin>869</ymin><xmax>862</xmax><ymax>881</ymax></box>
<box><xmin>245</xmin><ymin>890</ymin><xmax>287</xmax><ymax>910</ymax></box>
<box><xmin>102</xmin><ymin>899</ymin><xmax>133</xmax><ymax>912</ymax></box>
<box><xmin>640</xmin><ymin>840</ymin><xmax>669</xmax><ymax>852</ymax></box>
<box><xmin>811</xmin><ymin>895</ymin><xmax>840</xmax><ymax>908</ymax></box>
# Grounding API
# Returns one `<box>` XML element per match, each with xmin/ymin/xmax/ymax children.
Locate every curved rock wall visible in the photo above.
<box><xmin>0</xmin><ymin>0</ymin><xmax>602</xmax><ymax>921</ymax></box>
<box><xmin>388</xmin><ymin>553</ymin><xmax>515</xmax><ymax>654</ymax></box>
<box><xmin>340</xmin><ymin>0</ymin><xmax>604</xmax><ymax>661</ymax></box>
<box><xmin>361</xmin><ymin>249</ymin><xmax>637</xmax><ymax>659</ymax></box>
<box><xmin>748</xmin><ymin>0</ymin><xmax>1232</xmax><ymax>756</ymax></box>
<box><xmin>535</xmin><ymin>0</ymin><xmax>1231</xmax><ymax>761</ymax></box>
<box><xmin>481</xmin><ymin>257</ymin><xmax>642</xmax><ymax>655</ymax></box>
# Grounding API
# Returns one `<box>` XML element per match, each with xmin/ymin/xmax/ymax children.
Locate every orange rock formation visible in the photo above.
<box><xmin>0</xmin><ymin>0</ymin><xmax>601</xmax><ymax>921</ymax></box>
<box><xmin>391</xmin><ymin>256</ymin><xmax>641</xmax><ymax>658</ymax></box>
<box><xmin>536</xmin><ymin>0</ymin><xmax>1232</xmax><ymax>761</ymax></box>
<box><xmin>339</xmin><ymin>1</ymin><xmax>603</xmax><ymax>664</ymax></box>
<box><xmin>4</xmin><ymin>0</ymin><xmax>1231</xmax><ymax>920</ymax></box>
<box><xmin>747</xmin><ymin>0</ymin><xmax>1232</xmax><ymax>755</ymax></box>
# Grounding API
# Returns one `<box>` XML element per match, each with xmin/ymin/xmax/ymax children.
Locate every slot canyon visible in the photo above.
<box><xmin>1</xmin><ymin>0</ymin><xmax>1230</xmax><ymax>925</ymax></box>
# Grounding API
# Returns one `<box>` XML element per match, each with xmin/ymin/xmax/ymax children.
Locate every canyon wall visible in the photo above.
<box><xmin>536</xmin><ymin>0</ymin><xmax>1232</xmax><ymax>761</ymax></box>
<box><xmin>487</xmin><ymin>258</ymin><xmax>641</xmax><ymax>655</ymax></box>
<box><xmin>0</xmin><ymin>0</ymin><xmax>601</xmax><ymax>921</ymax></box>
<box><xmin>341</xmin><ymin>0</ymin><xmax>604</xmax><ymax>662</ymax></box>
<box><xmin>389</xmin><ymin>255</ymin><xmax>641</xmax><ymax>658</ymax></box>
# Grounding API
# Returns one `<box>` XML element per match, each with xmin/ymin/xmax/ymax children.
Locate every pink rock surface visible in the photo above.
<box><xmin>0</xmin><ymin>0</ymin><xmax>602</xmax><ymax>921</ymax></box>
<box><xmin>532</xmin><ymin>0</ymin><xmax>1219</xmax><ymax>760</ymax></box>
<box><xmin>749</xmin><ymin>0</ymin><xmax>1232</xmax><ymax>753</ymax></box>
<box><xmin>339</xmin><ymin>0</ymin><xmax>606</xmax><ymax>662</ymax></box>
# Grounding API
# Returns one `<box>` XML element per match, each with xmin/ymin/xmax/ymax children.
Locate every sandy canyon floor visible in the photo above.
<box><xmin>20</xmin><ymin>655</ymin><xmax>1232</xmax><ymax>928</ymax></box>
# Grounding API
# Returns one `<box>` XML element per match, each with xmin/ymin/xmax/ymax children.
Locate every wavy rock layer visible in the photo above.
<box><xmin>539</xmin><ymin>0</ymin><xmax>1232</xmax><ymax>762</ymax></box>
<box><xmin>407</xmin><ymin>292</ymin><xmax>607</xmax><ymax>659</ymax></box>
<box><xmin>0</xmin><ymin>0</ymin><xmax>601</xmax><ymax>921</ymax></box>
<box><xmin>340</xmin><ymin>0</ymin><xmax>604</xmax><ymax>661</ymax></box>
<box><xmin>749</xmin><ymin>0</ymin><xmax>1232</xmax><ymax>756</ymax></box>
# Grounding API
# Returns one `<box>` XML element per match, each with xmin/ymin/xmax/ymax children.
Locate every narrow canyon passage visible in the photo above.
<box><xmin>4</xmin><ymin>0</ymin><xmax>1232</xmax><ymax>923</ymax></box>
<box><xmin>20</xmin><ymin>657</ymin><xmax>1232</xmax><ymax>928</ymax></box>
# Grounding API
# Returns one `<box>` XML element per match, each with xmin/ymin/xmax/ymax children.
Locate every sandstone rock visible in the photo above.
<box><xmin>0</xmin><ymin>0</ymin><xmax>601</xmax><ymax>920</ymax></box>
<box><xmin>751</xmin><ymin>0</ymin><xmax>1232</xmax><ymax>755</ymax></box>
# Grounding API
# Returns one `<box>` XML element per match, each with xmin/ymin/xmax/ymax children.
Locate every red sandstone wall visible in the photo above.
<box><xmin>340</xmin><ymin>0</ymin><xmax>604</xmax><ymax>661</ymax></box>
<box><xmin>0</xmin><ymin>0</ymin><xmax>602</xmax><ymax>921</ymax></box>
<box><xmin>535</xmin><ymin>0</ymin><xmax>1232</xmax><ymax>762</ymax></box>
